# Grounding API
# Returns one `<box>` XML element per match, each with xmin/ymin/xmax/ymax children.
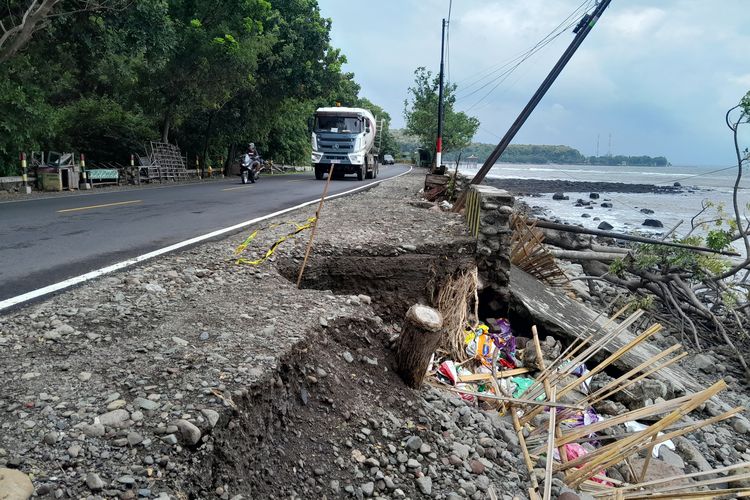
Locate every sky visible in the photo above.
<box><xmin>316</xmin><ymin>0</ymin><xmax>750</xmax><ymax>166</ymax></box>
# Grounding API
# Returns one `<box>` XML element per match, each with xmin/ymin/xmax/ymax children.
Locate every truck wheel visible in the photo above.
<box><xmin>314</xmin><ymin>165</ymin><xmax>323</xmax><ymax>180</ymax></box>
<box><xmin>357</xmin><ymin>165</ymin><xmax>364</xmax><ymax>181</ymax></box>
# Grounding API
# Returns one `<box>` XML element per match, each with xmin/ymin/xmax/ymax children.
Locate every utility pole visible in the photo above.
<box><xmin>608</xmin><ymin>132</ymin><xmax>612</xmax><ymax>157</ymax></box>
<box><xmin>435</xmin><ymin>18</ymin><xmax>447</xmax><ymax>173</ymax></box>
<box><xmin>596</xmin><ymin>134</ymin><xmax>600</xmax><ymax>157</ymax></box>
<box><xmin>454</xmin><ymin>0</ymin><xmax>612</xmax><ymax>209</ymax></box>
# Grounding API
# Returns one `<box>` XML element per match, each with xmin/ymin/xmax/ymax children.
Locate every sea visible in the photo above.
<box><xmin>459</xmin><ymin>163</ymin><xmax>750</xmax><ymax>244</ymax></box>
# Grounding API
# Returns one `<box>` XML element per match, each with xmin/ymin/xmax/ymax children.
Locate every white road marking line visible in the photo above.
<box><xmin>0</xmin><ymin>166</ymin><xmax>413</xmax><ymax>312</ymax></box>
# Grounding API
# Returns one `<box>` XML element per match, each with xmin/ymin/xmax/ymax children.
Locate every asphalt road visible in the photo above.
<box><xmin>0</xmin><ymin>164</ymin><xmax>410</xmax><ymax>303</ymax></box>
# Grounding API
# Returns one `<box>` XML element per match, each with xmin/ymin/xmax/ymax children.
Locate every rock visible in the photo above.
<box><xmin>405</xmin><ymin>436</ymin><xmax>423</xmax><ymax>451</ymax></box>
<box><xmin>81</xmin><ymin>423</ymin><xmax>105</xmax><ymax>437</ymax></box>
<box><xmin>361</xmin><ymin>481</ymin><xmax>375</xmax><ymax>497</ymax></box>
<box><xmin>319</xmin><ymin>316</ymin><xmax>328</xmax><ymax>328</ymax></box>
<box><xmin>581</xmin><ymin>213</ymin><xmax>591</xmax><ymax>218</ymax></box>
<box><xmin>693</xmin><ymin>353</ymin><xmax>713</xmax><ymax>373</ymax></box>
<box><xmin>85</xmin><ymin>472</ymin><xmax>105</xmax><ymax>491</ymax></box>
<box><xmin>589</xmin><ymin>193</ymin><xmax>600</xmax><ymax>199</ymax></box>
<box><xmin>406</xmin><ymin>458</ymin><xmax>420</xmax><ymax>468</ymax></box>
<box><xmin>98</xmin><ymin>409</ymin><xmax>129</xmax><ymax>427</ymax></box>
<box><xmin>202</xmin><ymin>409</ymin><xmax>220</xmax><ymax>429</ymax></box>
<box><xmin>642</xmin><ymin>219</ymin><xmax>663</xmax><ymax>228</ymax></box>
<box><xmin>597</xmin><ymin>221</ymin><xmax>614</xmax><ymax>231</ymax></box>
<box><xmin>42</xmin><ymin>431</ymin><xmax>59</xmax><ymax>445</ymax></box>
<box><xmin>199</xmin><ymin>331</ymin><xmax>210</xmax><ymax>341</ymax></box>
<box><xmin>728</xmin><ymin>465</ymin><xmax>750</xmax><ymax>488</ymax></box>
<box><xmin>558</xmin><ymin>493</ymin><xmax>581</xmax><ymax>500</ymax></box>
<box><xmin>640</xmin><ymin>208</ymin><xmax>655</xmax><ymax>214</ymax></box>
<box><xmin>733</xmin><ymin>418</ymin><xmax>750</xmax><ymax>435</ymax></box>
<box><xmin>357</xmin><ymin>294</ymin><xmax>372</xmax><ymax>305</ymax></box>
<box><xmin>674</xmin><ymin>182</ymin><xmax>681</xmax><ymax>187</ymax></box>
<box><xmin>638</xmin><ymin>379</ymin><xmax>667</xmax><ymax>400</ymax></box>
<box><xmin>78</xmin><ymin>372</ymin><xmax>92</xmax><ymax>382</ymax></box>
<box><xmin>659</xmin><ymin>448</ymin><xmax>685</xmax><ymax>469</ymax></box>
<box><xmin>600</xmin><ymin>202</ymin><xmax>613</xmax><ymax>208</ymax></box>
<box><xmin>415</xmin><ymin>476</ymin><xmax>432</xmax><ymax>495</ymax></box>
<box><xmin>106</xmin><ymin>399</ymin><xmax>127</xmax><ymax>411</ymax></box>
<box><xmin>469</xmin><ymin>459</ymin><xmax>485</xmax><ymax>475</ymax></box>
<box><xmin>133</xmin><ymin>397</ymin><xmax>160</xmax><ymax>411</ymax></box>
<box><xmin>0</xmin><ymin>468</ymin><xmax>34</xmax><ymax>499</ymax></box>
<box><xmin>171</xmin><ymin>336</ymin><xmax>189</xmax><ymax>346</ymax></box>
<box><xmin>174</xmin><ymin>419</ymin><xmax>201</xmax><ymax>446</ymax></box>
<box><xmin>342</xmin><ymin>351</ymin><xmax>354</xmax><ymax>363</ymax></box>
<box><xmin>127</xmin><ymin>432</ymin><xmax>144</xmax><ymax>446</ymax></box>
<box><xmin>452</xmin><ymin>442</ymin><xmax>470</xmax><ymax>459</ymax></box>
<box><xmin>552</xmin><ymin>193</ymin><xmax>569</xmax><ymax>201</ymax></box>
<box><xmin>674</xmin><ymin>437</ymin><xmax>712</xmax><ymax>472</ymax></box>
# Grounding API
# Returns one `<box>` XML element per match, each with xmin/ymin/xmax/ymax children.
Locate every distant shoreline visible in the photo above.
<box><xmin>483</xmin><ymin>177</ymin><xmax>683</xmax><ymax>196</ymax></box>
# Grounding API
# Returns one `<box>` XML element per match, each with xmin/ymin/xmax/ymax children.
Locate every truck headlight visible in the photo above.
<box><xmin>311</xmin><ymin>152</ymin><xmax>323</xmax><ymax>162</ymax></box>
<box><xmin>348</xmin><ymin>153</ymin><xmax>364</xmax><ymax>163</ymax></box>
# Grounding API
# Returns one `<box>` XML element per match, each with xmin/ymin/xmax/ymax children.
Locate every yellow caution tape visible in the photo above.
<box><xmin>234</xmin><ymin>217</ymin><xmax>316</xmax><ymax>266</ymax></box>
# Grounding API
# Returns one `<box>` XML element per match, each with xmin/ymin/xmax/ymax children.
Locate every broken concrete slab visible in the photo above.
<box><xmin>511</xmin><ymin>266</ymin><xmax>693</xmax><ymax>396</ymax></box>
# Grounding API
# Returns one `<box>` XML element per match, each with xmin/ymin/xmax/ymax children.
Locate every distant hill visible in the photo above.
<box><xmin>440</xmin><ymin>142</ymin><xmax>669</xmax><ymax>167</ymax></box>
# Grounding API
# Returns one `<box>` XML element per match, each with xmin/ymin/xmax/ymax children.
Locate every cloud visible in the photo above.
<box><xmin>318</xmin><ymin>0</ymin><xmax>750</xmax><ymax>165</ymax></box>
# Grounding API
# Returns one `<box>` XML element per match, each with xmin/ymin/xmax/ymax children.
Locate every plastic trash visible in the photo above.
<box><xmin>624</xmin><ymin>421</ymin><xmax>675</xmax><ymax>457</ymax></box>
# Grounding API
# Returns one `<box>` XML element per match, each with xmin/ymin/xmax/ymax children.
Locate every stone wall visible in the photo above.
<box><xmin>464</xmin><ymin>182</ymin><xmax>515</xmax><ymax>313</ymax></box>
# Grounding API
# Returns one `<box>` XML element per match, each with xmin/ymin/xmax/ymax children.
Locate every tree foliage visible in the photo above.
<box><xmin>0</xmin><ymin>0</ymin><xmax>392</xmax><ymax>175</ymax></box>
<box><xmin>403</xmin><ymin>67</ymin><xmax>479</xmax><ymax>155</ymax></box>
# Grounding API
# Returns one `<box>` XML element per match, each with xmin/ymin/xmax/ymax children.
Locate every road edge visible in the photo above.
<box><xmin>0</xmin><ymin>166</ymin><xmax>414</xmax><ymax>313</ymax></box>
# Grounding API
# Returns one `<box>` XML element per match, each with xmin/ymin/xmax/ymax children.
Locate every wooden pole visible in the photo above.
<box><xmin>297</xmin><ymin>164</ymin><xmax>334</xmax><ymax>287</ymax></box>
<box><xmin>527</xmin><ymin>218</ymin><xmax>739</xmax><ymax>256</ymax></box>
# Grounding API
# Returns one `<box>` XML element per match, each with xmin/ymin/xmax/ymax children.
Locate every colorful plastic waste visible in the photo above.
<box><xmin>553</xmin><ymin>443</ymin><xmax>613</xmax><ymax>486</ymax></box>
<box><xmin>624</xmin><ymin>421</ymin><xmax>675</xmax><ymax>457</ymax></box>
<box><xmin>511</xmin><ymin>376</ymin><xmax>545</xmax><ymax>400</ymax></box>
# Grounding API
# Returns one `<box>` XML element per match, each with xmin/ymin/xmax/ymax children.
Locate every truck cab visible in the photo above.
<box><xmin>311</xmin><ymin>107</ymin><xmax>379</xmax><ymax>181</ymax></box>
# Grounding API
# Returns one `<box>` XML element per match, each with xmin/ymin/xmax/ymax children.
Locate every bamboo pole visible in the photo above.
<box><xmin>565</xmin><ymin>381</ymin><xmax>727</xmax><ymax>487</ymax></box>
<box><xmin>543</xmin><ymin>387</ymin><xmax>558</xmax><ymax>500</ymax></box>
<box><xmin>531</xmin><ymin>326</ymin><xmax>568</xmax><ymax>465</ymax></box>
<box><xmin>297</xmin><ymin>164</ymin><xmax>334</xmax><ymax>287</ymax></box>
<box><xmin>433</xmin><ymin>384</ymin><xmax>584</xmax><ymax>409</ymax></box>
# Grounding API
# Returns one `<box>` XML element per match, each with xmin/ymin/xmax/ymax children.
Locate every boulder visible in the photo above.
<box><xmin>640</xmin><ymin>208</ymin><xmax>655</xmax><ymax>214</ymax></box>
<box><xmin>581</xmin><ymin>213</ymin><xmax>591</xmax><ymax>218</ymax></box>
<box><xmin>674</xmin><ymin>182</ymin><xmax>682</xmax><ymax>187</ymax></box>
<box><xmin>552</xmin><ymin>192</ymin><xmax>569</xmax><ymax>201</ymax></box>
<box><xmin>0</xmin><ymin>468</ymin><xmax>34</xmax><ymax>500</ymax></box>
<box><xmin>598</xmin><ymin>221</ymin><xmax>614</xmax><ymax>231</ymax></box>
<box><xmin>600</xmin><ymin>202</ymin><xmax>613</xmax><ymax>208</ymax></box>
<box><xmin>642</xmin><ymin>219</ymin><xmax>663</xmax><ymax>228</ymax></box>
<box><xmin>589</xmin><ymin>193</ymin><xmax>600</xmax><ymax>199</ymax></box>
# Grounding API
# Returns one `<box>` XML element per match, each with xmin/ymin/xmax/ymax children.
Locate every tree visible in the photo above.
<box><xmin>403</xmin><ymin>67</ymin><xmax>479</xmax><ymax>155</ymax></box>
<box><xmin>0</xmin><ymin>0</ymin><xmax>122</xmax><ymax>63</ymax></box>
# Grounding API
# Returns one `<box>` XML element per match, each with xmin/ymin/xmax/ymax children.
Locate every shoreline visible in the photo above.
<box><xmin>483</xmin><ymin>176</ymin><xmax>684</xmax><ymax>196</ymax></box>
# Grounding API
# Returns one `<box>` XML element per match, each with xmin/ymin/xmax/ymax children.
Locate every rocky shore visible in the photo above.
<box><xmin>1</xmin><ymin>170</ymin><xmax>749</xmax><ymax>500</ymax></box>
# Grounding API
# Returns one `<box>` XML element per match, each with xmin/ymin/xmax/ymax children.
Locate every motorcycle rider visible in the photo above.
<box><xmin>241</xmin><ymin>143</ymin><xmax>261</xmax><ymax>183</ymax></box>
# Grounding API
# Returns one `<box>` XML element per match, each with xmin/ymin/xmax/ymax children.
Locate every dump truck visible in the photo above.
<box><xmin>311</xmin><ymin>107</ymin><xmax>379</xmax><ymax>180</ymax></box>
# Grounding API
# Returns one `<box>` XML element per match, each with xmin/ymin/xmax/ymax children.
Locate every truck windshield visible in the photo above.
<box><xmin>315</xmin><ymin>115</ymin><xmax>362</xmax><ymax>133</ymax></box>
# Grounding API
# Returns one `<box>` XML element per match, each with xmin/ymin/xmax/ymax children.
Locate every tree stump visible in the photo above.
<box><xmin>396</xmin><ymin>304</ymin><xmax>444</xmax><ymax>388</ymax></box>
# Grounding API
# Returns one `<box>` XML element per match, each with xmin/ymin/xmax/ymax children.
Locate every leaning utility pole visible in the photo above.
<box><xmin>435</xmin><ymin>18</ymin><xmax>447</xmax><ymax>173</ymax></box>
<box><xmin>454</xmin><ymin>0</ymin><xmax>612</xmax><ymax>209</ymax></box>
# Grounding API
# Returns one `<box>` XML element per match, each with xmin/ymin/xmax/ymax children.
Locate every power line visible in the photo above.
<box><xmin>460</xmin><ymin>2</ymin><xmax>596</xmax><ymax>113</ymax></box>
<box><xmin>455</xmin><ymin>0</ymin><xmax>595</xmax><ymax>101</ymax></box>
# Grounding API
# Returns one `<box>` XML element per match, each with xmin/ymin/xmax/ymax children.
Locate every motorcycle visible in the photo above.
<box><xmin>240</xmin><ymin>153</ymin><xmax>263</xmax><ymax>184</ymax></box>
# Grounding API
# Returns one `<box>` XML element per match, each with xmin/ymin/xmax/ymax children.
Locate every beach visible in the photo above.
<box><xmin>462</xmin><ymin>163</ymin><xmax>748</xmax><ymax>237</ymax></box>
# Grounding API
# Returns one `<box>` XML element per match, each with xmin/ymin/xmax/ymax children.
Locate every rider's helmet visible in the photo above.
<box><xmin>248</xmin><ymin>143</ymin><xmax>255</xmax><ymax>151</ymax></box>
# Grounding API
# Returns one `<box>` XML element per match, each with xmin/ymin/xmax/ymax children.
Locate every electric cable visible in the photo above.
<box><xmin>455</xmin><ymin>0</ymin><xmax>595</xmax><ymax>101</ymax></box>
